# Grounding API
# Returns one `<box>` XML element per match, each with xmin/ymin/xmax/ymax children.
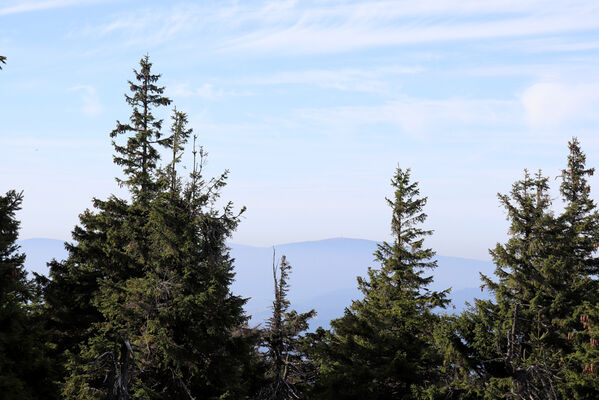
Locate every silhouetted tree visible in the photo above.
<box><xmin>0</xmin><ymin>190</ymin><xmax>57</xmax><ymax>399</ymax></box>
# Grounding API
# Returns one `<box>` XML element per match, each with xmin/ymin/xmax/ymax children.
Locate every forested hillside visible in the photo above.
<box><xmin>3</xmin><ymin>56</ymin><xmax>599</xmax><ymax>399</ymax></box>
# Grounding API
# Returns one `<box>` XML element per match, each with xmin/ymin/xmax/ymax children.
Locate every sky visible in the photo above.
<box><xmin>2</xmin><ymin>0</ymin><xmax>599</xmax><ymax>260</ymax></box>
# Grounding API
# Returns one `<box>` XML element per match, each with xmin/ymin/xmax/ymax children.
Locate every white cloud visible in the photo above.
<box><xmin>87</xmin><ymin>4</ymin><xmax>204</xmax><ymax>47</ymax></box>
<box><xmin>0</xmin><ymin>0</ymin><xmax>102</xmax><ymax>16</ymax></box>
<box><xmin>196</xmin><ymin>83</ymin><xmax>223</xmax><ymax>100</ymax></box>
<box><xmin>77</xmin><ymin>1</ymin><xmax>599</xmax><ymax>55</ymax></box>
<box><xmin>68</xmin><ymin>85</ymin><xmax>102</xmax><ymax>117</ymax></box>
<box><xmin>294</xmin><ymin>96</ymin><xmax>518</xmax><ymax>136</ymax></box>
<box><xmin>512</xmin><ymin>38</ymin><xmax>599</xmax><ymax>53</ymax></box>
<box><xmin>520</xmin><ymin>82</ymin><xmax>599</xmax><ymax>129</ymax></box>
<box><xmin>247</xmin><ymin>66</ymin><xmax>422</xmax><ymax>93</ymax></box>
<box><xmin>167</xmin><ymin>82</ymin><xmax>251</xmax><ymax>100</ymax></box>
<box><xmin>0</xmin><ymin>135</ymin><xmax>103</xmax><ymax>149</ymax></box>
<box><xmin>219</xmin><ymin>1</ymin><xmax>599</xmax><ymax>54</ymax></box>
<box><xmin>167</xmin><ymin>83</ymin><xmax>195</xmax><ymax>98</ymax></box>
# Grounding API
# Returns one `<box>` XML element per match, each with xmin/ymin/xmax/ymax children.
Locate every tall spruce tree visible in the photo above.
<box><xmin>440</xmin><ymin>141</ymin><xmax>599</xmax><ymax>400</ymax></box>
<box><xmin>557</xmin><ymin>138</ymin><xmax>599</xmax><ymax>398</ymax></box>
<box><xmin>307</xmin><ymin>167</ymin><xmax>448</xmax><ymax>400</ymax></box>
<box><xmin>484</xmin><ymin>170</ymin><xmax>562</xmax><ymax>399</ymax></box>
<box><xmin>0</xmin><ymin>191</ymin><xmax>56</xmax><ymax>399</ymax></box>
<box><xmin>110</xmin><ymin>54</ymin><xmax>172</xmax><ymax>202</ymax></box>
<box><xmin>258</xmin><ymin>253</ymin><xmax>315</xmax><ymax>400</ymax></box>
<box><xmin>45</xmin><ymin>56</ymin><xmax>256</xmax><ymax>399</ymax></box>
<box><xmin>442</xmin><ymin>171</ymin><xmax>566</xmax><ymax>400</ymax></box>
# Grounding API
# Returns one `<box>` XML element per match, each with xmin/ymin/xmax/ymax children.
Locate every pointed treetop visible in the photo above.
<box><xmin>561</xmin><ymin>137</ymin><xmax>595</xmax><ymax>210</ymax></box>
<box><xmin>110</xmin><ymin>55</ymin><xmax>172</xmax><ymax>202</ymax></box>
<box><xmin>165</xmin><ymin>107</ymin><xmax>193</xmax><ymax>192</ymax></box>
<box><xmin>387</xmin><ymin>167</ymin><xmax>431</xmax><ymax>247</ymax></box>
<box><xmin>366</xmin><ymin>166</ymin><xmax>446</xmax><ymax>305</ymax></box>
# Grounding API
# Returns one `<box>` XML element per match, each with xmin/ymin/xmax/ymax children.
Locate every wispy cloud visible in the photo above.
<box><xmin>167</xmin><ymin>83</ymin><xmax>195</xmax><ymax>98</ymax></box>
<box><xmin>76</xmin><ymin>1</ymin><xmax>599</xmax><ymax>55</ymax></box>
<box><xmin>167</xmin><ymin>82</ymin><xmax>252</xmax><ymax>100</ymax></box>
<box><xmin>0</xmin><ymin>135</ymin><xmax>104</xmax><ymax>149</ymax></box>
<box><xmin>68</xmin><ymin>85</ymin><xmax>102</xmax><ymax>117</ymax></box>
<box><xmin>219</xmin><ymin>1</ymin><xmax>599</xmax><ymax>54</ymax></box>
<box><xmin>292</xmin><ymin>96</ymin><xmax>519</xmax><ymax>137</ymax></box>
<box><xmin>510</xmin><ymin>37</ymin><xmax>599</xmax><ymax>53</ymax></box>
<box><xmin>246</xmin><ymin>66</ymin><xmax>422</xmax><ymax>93</ymax></box>
<box><xmin>83</xmin><ymin>3</ymin><xmax>207</xmax><ymax>47</ymax></box>
<box><xmin>520</xmin><ymin>82</ymin><xmax>599</xmax><ymax>129</ymax></box>
<box><xmin>0</xmin><ymin>0</ymin><xmax>102</xmax><ymax>16</ymax></box>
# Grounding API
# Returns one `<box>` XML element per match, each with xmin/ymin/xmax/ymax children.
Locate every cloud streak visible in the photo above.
<box><xmin>521</xmin><ymin>82</ymin><xmax>599</xmax><ymax>129</ymax></box>
<box><xmin>77</xmin><ymin>1</ymin><xmax>599</xmax><ymax>55</ymax></box>
<box><xmin>223</xmin><ymin>9</ymin><xmax>599</xmax><ymax>55</ymax></box>
<box><xmin>166</xmin><ymin>82</ymin><xmax>252</xmax><ymax>100</ymax></box>
<box><xmin>291</xmin><ymin>96</ymin><xmax>519</xmax><ymax>137</ymax></box>
<box><xmin>0</xmin><ymin>0</ymin><xmax>102</xmax><ymax>16</ymax></box>
<box><xmin>68</xmin><ymin>85</ymin><xmax>102</xmax><ymax>117</ymax></box>
<box><xmin>246</xmin><ymin>66</ymin><xmax>422</xmax><ymax>93</ymax></box>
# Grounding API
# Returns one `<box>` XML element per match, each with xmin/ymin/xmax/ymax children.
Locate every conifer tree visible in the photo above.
<box><xmin>441</xmin><ymin>171</ymin><xmax>564</xmax><ymax>400</ymax></box>
<box><xmin>258</xmin><ymin>253</ymin><xmax>315</xmax><ymax>400</ymax></box>
<box><xmin>45</xmin><ymin>58</ymin><xmax>174</xmax><ymax>396</ymax></box>
<box><xmin>486</xmin><ymin>170</ymin><xmax>561</xmax><ymax>399</ymax></box>
<box><xmin>556</xmin><ymin>138</ymin><xmax>599</xmax><ymax>397</ymax></box>
<box><xmin>46</xmin><ymin>56</ymin><xmax>256</xmax><ymax>399</ymax></box>
<box><xmin>440</xmin><ymin>145</ymin><xmax>599</xmax><ymax>399</ymax></box>
<box><xmin>0</xmin><ymin>55</ymin><xmax>6</xmax><ymax>69</ymax></box>
<box><xmin>164</xmin><ymin>108</ymin><xmax>192</xmax><ymax>193</ymax></box>
<box><xmin>0</xmin><ymin>190</ymin><xmax>56</xmax><ymax>399</ymax></box>
<box><xmin>308</xmin><ymin>167</ymin><xmax>448</xmax><ymax>400</ymax></box>
<box><xmin>110</xmin><ymin>54</ymin><xmax>172</xmax><ymax>202</ymax></box>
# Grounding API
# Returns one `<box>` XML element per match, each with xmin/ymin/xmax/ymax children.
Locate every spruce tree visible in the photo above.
<box><xmin>45</xmin><ymin>55</ymin><xmax>173</xmax><ymax>393</ymax></box>
<box><xmin>46</xmin><ymin>56</ymin><xmax>256</xmax><ymax>399</ymax></box>
<box><xmin>110</xmin><ymin>54</ymin><xmax>172</xmax><ymax>202</ymax></box>
<box><xmin>556</xmin><ymin>138</ymin><xmax>599</xmax><ymax>398</ymax></box>
<box><xmin>442</xmin><ymin>171</ymin><xmax>564</xmax><ymax>400</ymax></box>
<box><xmin>0</xmin><ymin>191</ymin><xmax>56</xmax><ymax>399</ymax></box>
<box><xmin>258</xmin><ymin>253</ymin><xmax>315</xmax><ymax>400</ymax></box>
<box><xmin>163</xmin><ymin>108</ymin><xmax>192</xmax><ymax>193</ymax></box>
<box><xmin>487</xmin><ymin>170</ymin><xmax>561</xmax><ymax>399</ymax></box>
<box><xmin>440</xmin><ymin>142</ymin><xmax>599</xmax><ymax>399</ymax></box>
<box><xmin>308</xmin><ymin>167</ymin><xmax>448</xmax><ymax>400</ymax></box>
<box><xmin>0</xmin><ymin>55</ymin><xmax>6</xmax><ymax>69</ymax></box>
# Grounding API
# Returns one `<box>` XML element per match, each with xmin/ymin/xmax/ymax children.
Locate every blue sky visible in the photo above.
<box><xmin>2</xmin><ymin>0</ymin><xmax>599</xmax><ymax>260</ymax></box>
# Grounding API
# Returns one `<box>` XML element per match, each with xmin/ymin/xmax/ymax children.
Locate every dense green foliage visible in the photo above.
<box><xmin>5</xmin><ymin>54</ymin><xmax>599</xmax><ymax>399</ymax></box>
<box><xmin>0</xmin><ymin>191</ymin><xmax>56</xmax><ymax>399</ymax></box>
<box><xmin>43</xmin><ymin>57</ymin><xmax>255</xmax><ymax>399</ymax></box>
<box><xmin>438</xmin><ymin>139</ymin><xmax>599</xmax><ymax>400</ymax></box>
<box><xmin>306</xmin><ymin>168</ymin><xmax>449</xmax><ymax>400</ymax></box>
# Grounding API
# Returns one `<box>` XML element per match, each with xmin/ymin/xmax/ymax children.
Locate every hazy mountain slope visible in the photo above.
<box><xmin>18</xmin><ymin>237</ymin><xmax>494</xmax><ymax>328</ymax></box>
<box><xmin>17</xmin><ymin>238</ymin><xmax>68</xmax><ymax>277</ymax></box>
<box><xmin>229</xmin><ymin>238</ymin><xmax>495</xmax><ymax>328</ymax></box>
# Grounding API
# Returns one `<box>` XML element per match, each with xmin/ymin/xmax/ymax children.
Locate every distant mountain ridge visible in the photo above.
<box><xmin>18</xmin><ymin>238</ymin><xmax>68</xmax><ymax>277</ymax></box>
<box><xmin>17</xmin><ymin>237</ymin><xmax>495</xmax><ymax>329</ymax></box>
